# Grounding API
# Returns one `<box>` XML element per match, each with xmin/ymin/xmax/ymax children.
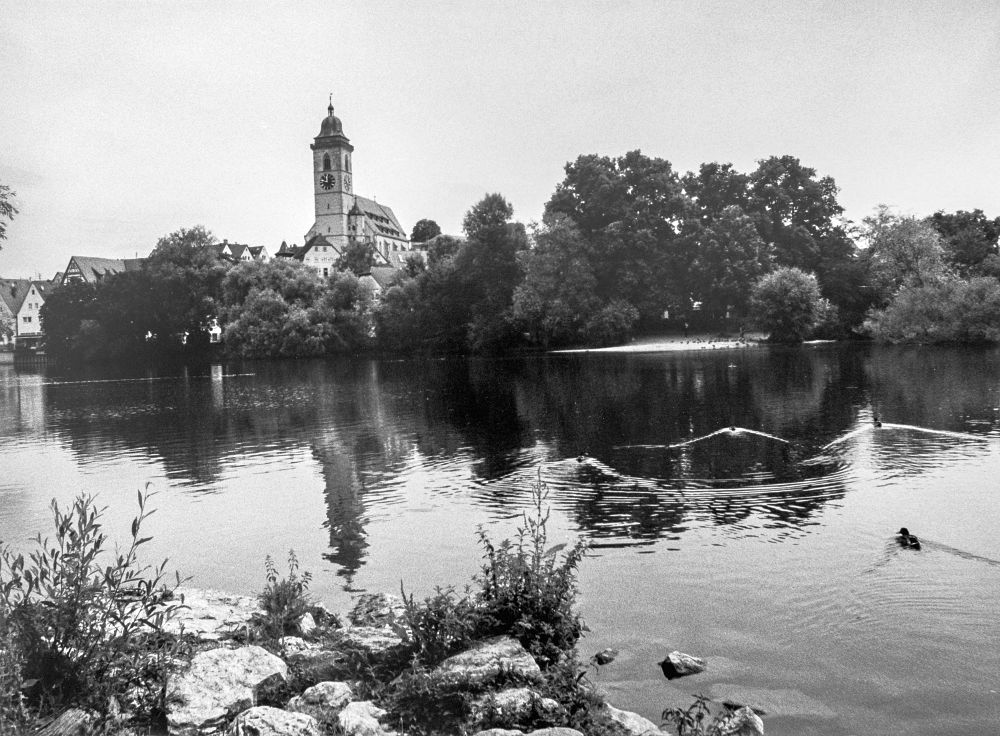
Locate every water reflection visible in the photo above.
<box><xmin>5</xmin><ymin>344</ymin><xmax>999</xmax><ymax>581</ymax></box>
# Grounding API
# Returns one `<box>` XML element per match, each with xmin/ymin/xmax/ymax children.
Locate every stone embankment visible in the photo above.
<box><xmin>162</xmin><ymin>588</ymin><xmax>763</xmax><ymax>736</ymax></box>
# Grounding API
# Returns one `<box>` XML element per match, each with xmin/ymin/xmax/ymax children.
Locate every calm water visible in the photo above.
<box><xmin>2</xmin><ymin>345</ymin><xmax>999</xmax><ymax>735</ymax></box>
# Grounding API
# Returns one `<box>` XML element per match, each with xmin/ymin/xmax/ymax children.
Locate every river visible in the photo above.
<box><xmin>2</xmin><ymin>343</ymin><xmax>999</xmax><ymax>735</ymax></box>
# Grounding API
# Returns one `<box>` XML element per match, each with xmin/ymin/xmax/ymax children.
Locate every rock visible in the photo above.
<box><xmin>333</xmin><ymin>625</ymin><xmax>406</xmax><ymax>656</ymax></box>
<box><xmin>286</xmin><ymin>681</ymin><xmax>354</xmax><ymax>722</ymax></box>
<box><xmin>226</xmin><ymin>706</ymin><xmax>320</xmax><ymax>736</ymax></box>
<box><xmin>338</xmin><ymin>700</ymin><xmax>393</xmax><ymax>736</ymax></box>
<box><xmin>285</xmin><ymin>647</ymin><xmax>348</xmax><ymax>684</ymax></box>
<box><xmin>433</xmin><ymin>636</ymin><xmax>542</xmax><ymax>687</ymax></box>
<box><xmin>166</xmin><ymin>587</ymin><xmax>260</xmax><ymax>641</ymax></box>
<box><xmin>708</xmin><ymin>684</ymin><xmax>834</xmax><ymax>718</ymax></box>
<box><xmin>658</xmin><ymin>650</ymin><xmax>706</xmax><ymax>679</ymax></box>
<box><xmin>166</xmin><ymin>646</ymin><xmax>287</xmax><ymax>735</ymax></box>
<box><xmin>472</xmin><ymin>730</ymin><xmax>526</xmax><ymax>736</ymax></box>
<box><xmin>298</xmin><ymin>612</ymin><xmax>317</xmax><ymax>635</ymax></box>
<box><xmin>348</xmin><ymin>593</ymin><xmax>408</xmax><ymax>627</ymax></box>
<box><xmin>716</xmin><ymin>706</ymin><xmax>765</xmax><ymax>736</ymax></box>
<box><xmin>36</xmin><ymin>709</ymin><xmax>95</xmax><ymax>736</ymax></box>
<box><xmin>471</xmin><ymin>687</ymin><xmax>562</xmax><ymax>726</ymax></box>
<box><xmin>605</xmin><ymin>704</ymin><xmax>663</xmax><ymax>736</ymax></box>
<box><xmin>527</xmin><ymin>729</ymin><xmax>585</xmax><ymax>736</ymax></box>
<box><xmin>279</xmin><ymin>636</ymin><xmax>315</xmax><ymax>656</ymax></box>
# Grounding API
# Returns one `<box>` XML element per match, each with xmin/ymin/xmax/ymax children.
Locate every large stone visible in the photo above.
<box><xmin>715</xmin><ymin>706</ymin><xmax>765</xmax><ymax>736</ymax></box>
<box><xmin>333</xmin><ymin>625</ymin><xmax>406</xmax><ymax>656</ymax></box>
<box><xmin>605</xmin><ymin>704</ymin><xmax>663</xmax><ymax>736</ymax></box>
<box><xmin>433</xmin><ymin>636</ymin><xmax>542</xmax><ymax>687</ymax></box>
<box><xmin>708</xmin><ymin>684</ymin><xmax>834</xmax><ymax>718</ymax></box>
<box><xmin>166</xmin><ymin>587</ymin><xmax>260</xmax><ymax>642</ymax></box>
<box><xmin>286</xmin><ymin>681</ymin><xmax>354</xmax><ymax>722</ymax></box>
<box><xmin>36</xmin><ymin>709</ymin><xmax>95</xmax><ymax>736</ymax></box>
<box><xmin>471</xmin><ymin>687</ymin><xmax>562</xmax><ymax>727</ymax></box>
<box><xmin>226</xmin><ymin>706</ymin><xmax>320</xmax><ymax>736</ymax></box>
<box><xmin>472</xmin><ymin>731</ymin><xmax>525</xmax><ymax>736</ymax></box>
<box><xmin>658</xmin><ymin>650</ymin><xmax>706</xmax><ymax>679</ymax></box>
<box><xmin>166</xmin><ymin>646</ymin><xmax>288</xmax><ymax>735</ymax></box>
<box><xmin>338</xmin><ymin>700</ymin><xmax>394</xmax><ymax>736</ymax></box>
<box><xmin>527</xmin><ymin>729</ymin><xmax>585</xmax><ymax>736</ymax></box>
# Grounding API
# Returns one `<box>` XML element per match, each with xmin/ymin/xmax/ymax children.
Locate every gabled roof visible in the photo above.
<box><xmin>367</xmin><ymin>266</ymin><xmax>399</xmax><ymax>290</ymax></box>
<box><xmin>280</xmin><ymin>234</ymin><xmax>345</xmax><ymax>261</ymax></box>
<box><xmin>0</xmin><ymin>279</ymin><xmax>31</xmax><ymax>315</ymax></box>
<box><xmin>64</xmin><ymin>256</ymin><xmax>144</xmax><ymax>284</ymax></box>
<box><xmin>353</xmin><ymin>196</ymin><xmax>407</xmax><ymax>240</ymax></box>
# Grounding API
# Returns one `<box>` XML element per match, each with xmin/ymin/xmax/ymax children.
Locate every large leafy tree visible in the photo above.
<box><xmin>335</xmin><ymin>239</ymin><xmax>377</xmax><ymax>276</ymax></box>
<box><xmin>862</xmin><ymin>206</ymin><xmax>949</xmax><ymax>304</ymax></box>
<box><xmin>39</xmin><ymin>281</ymin><xmax>99</xmax><ymax>361</ymax></box>
<box><xmin>746</xmin><ymin>155</ymin><xmax>854</xmax><ymax>278</ymax></box>
<box><xmin>410</xmin><ymin>218</ymin><xmax>441</xmax><ymax>243</ymax></box>
<box><xmin>545</xmin><ymin>151</ymin><xmax>690</xmax><ymax>324</ymax></box>
<box><xmin>928</xmin><ymin>209</ymin><xmax>1000</xmax><ymax>277</ymax></box>
<box><xmin>865</xmin><ymin>276</ymin><xmax>1000</xmax><ymax>343</ymax></box>
<box><xmin>686</xmin><ymin>205</ymin><xmax>772</xmax><ymax>324</ymax></box>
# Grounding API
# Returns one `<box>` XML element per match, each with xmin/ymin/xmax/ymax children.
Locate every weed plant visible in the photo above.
<box><xmin>257</xmin><ymin>550</ymin><xmax>313</xmax><ymax>639</ymax></box>
<box><xmin>0</xmin><ymin>489</ymin><xmax>185</xmax><ymax>725</ymax></box>
<box><xmin>475</xmin><ymin>470</ymin><xmax>589</xmax><ymax>668</ymax></box>
<box><xmin>662</xmin><ymin>694</ymin><xmax>732</xmax><ymax>736</ymax></box>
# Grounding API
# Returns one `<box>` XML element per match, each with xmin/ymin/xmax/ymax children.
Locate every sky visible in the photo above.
<box><xmin>1</xmin><ymin>1</ymin><xmax>998</xmax><ymax>279</ymax></box>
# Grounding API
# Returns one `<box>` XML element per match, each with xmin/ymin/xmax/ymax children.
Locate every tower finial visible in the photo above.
<box><xmin>328</xmin><ymin>93</ymin><xmax>334</xmax><ymax>117</ymax></box>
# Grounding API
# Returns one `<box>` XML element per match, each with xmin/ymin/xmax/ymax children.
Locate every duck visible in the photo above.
<box><xmin>897</xmin><ymin>527</ymin><xmax>921</xmax><ymax>550</ymax></box>
<box><xmin>873</xmin><ymin>415</ymin><xmax>882</xmax><ymax>428</ymax></box>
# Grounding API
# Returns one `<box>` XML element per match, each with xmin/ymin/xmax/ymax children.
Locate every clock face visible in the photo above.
<box><xmin>343</xmin><ymin>174</ymin><xmax>351</xmax><ymax>190</ymax></box>
<box><xmin>319</xmin><ymin>173</ymin><xmax>335</xmax><ymax>190</ymax></box>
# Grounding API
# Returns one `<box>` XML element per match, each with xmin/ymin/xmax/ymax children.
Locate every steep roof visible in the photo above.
<box><xmin>367</xmin><ymin>266</ymin><xmax>399</xmax><ymax>290</ymax></box>
<box><xmin>276</xmin><ymin>234</ymin><xmax>344</xmax><ymax>261</ymax></box>
<box><xmin>353</xmin><ymin>196</ymin><xmax>407</xmax><ymax>240</ymax></box>
<box><xmin>0</xmin><ymin>279</ymin><xmax>31</xmax><ymax>315</ymax></box>
<box><xmin>65</xmin><ymin>256</ymin><xmax>144</xmax><ymax>284</ymax></box>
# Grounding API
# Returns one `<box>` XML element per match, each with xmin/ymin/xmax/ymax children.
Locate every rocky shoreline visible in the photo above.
<box><xmin>140</xmin><ymin>587</ymin><xmax>760</xmax><ymax>736</ymax></box>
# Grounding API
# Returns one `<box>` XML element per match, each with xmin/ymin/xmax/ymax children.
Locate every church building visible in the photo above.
<box><xmin>280</xmin><ymin>101</ymin><xmax>412</xmax><ymax>276</ymax></box>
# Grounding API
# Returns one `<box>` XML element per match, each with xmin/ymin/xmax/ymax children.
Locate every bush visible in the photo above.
<box><xmin>401</xmin><ymin>585</ymin><xmax>479</xmax><ymax>666</ymax></box>
<box><xmin>749</xmin><ymin>267</ymin><xmax>824</xmax><ymax>342</ymax></box>
<box><xmin>475</xmin><ymin>471</ymin><xmax>589</xmax><ymax>669</ymax></box>
<box><xmin>0</xmin><ymin>489</ymin><xmax>185</xmax><ymax>719</ymax></box>
<box><xmin>865</xmin><ymin>276</ymin><xmax>1000</xmax><ymax>343</ymax></box>
<box><xmin>256</xmin><ymin>550</ymin><xmax>313</xmax><ymax>639</ymax></box>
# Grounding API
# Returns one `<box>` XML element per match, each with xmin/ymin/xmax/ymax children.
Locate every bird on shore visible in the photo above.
<box><xmin>897</xmin><ymin>527</ymin><xmax>921</xmax><ymax>550</ymax></box>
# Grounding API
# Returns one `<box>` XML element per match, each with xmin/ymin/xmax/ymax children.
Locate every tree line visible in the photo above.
<box><xmin>34</xmin><ymin>153</ymin><xmax>1000</xmax><ymax>362</ymax></box>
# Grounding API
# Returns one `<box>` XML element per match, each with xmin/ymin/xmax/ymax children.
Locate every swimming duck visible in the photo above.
<box><xmin>897</xmin><ymin>527</ymin><xmax>921</xmax><ymax>550</ymax></box>
<box><xmin>873</xmin><ymin>415</ymin><xmax>882</xmax><ymax>428</ymax></box>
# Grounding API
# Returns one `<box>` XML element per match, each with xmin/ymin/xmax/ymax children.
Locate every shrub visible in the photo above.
<box><xmin>475</xmin><ymin>470</ymin><xmax>589</xmax><ymax>669</ymax></box>
<box><xmin>401</xmin><ymin>585</ymin><xmax>479</xmax><ymax>666</ymax></box>
<box><xmin>749</xmin><ymin>267</ymin><xmax>824</xmax><ymax>342</ymax></box>
<box><xmin>0</xmin><ymin>489</ymin><xmax>185</xmax><ymax>717</ymax></box>
<box><xmin>257</xmin><ymin>550</ymin><xmax>313</xmax><ymax>639</ymax></box>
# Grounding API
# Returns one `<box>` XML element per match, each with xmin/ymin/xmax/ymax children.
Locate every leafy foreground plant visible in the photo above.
<box><xmin>388</xmin><ymin>470</ymin><xmax>620</xmax><ymax>736</ymax></box>
<box><xmin>0</xmin><ymin>489</ymin><xmax>186</xmax><ymax>729</ymax></box>
<box><xmin>256</xmin><ymin>549</ymin><xmax>314</xmax><ymax>639</ymax></box>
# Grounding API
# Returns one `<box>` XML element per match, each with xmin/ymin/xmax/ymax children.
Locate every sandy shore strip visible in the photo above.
<box><xmin>552</xmin><ymin>334</ymin><xmax>764</xmax><ymax>354</ymax></box>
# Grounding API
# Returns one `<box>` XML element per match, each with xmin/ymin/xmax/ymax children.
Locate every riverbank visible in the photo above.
<box><xmin>552</xmin><ymin>332</ymin><xmax>765</xmax><ymax>354</ymax></box>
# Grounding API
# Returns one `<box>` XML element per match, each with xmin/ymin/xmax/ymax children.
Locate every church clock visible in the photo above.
<box><xmin>319</xmin><ymin>173</ymin><xmax>335</xmax><ymax>190</ymax></box>
<box><xmin>343</xmin><ymin>174</ymin><xmax>352</xmax><ymax>191</ymax></box>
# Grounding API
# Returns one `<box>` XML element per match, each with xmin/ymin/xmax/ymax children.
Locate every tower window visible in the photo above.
<box><xmin>345</xmin><ymin>154</ymin><xmax>351</xmax><ymax>172</ymax></box>
<box><xmin>323</xmin><ymin>154</ymin><xmax>332</xmax><ymax>171</ymax></box>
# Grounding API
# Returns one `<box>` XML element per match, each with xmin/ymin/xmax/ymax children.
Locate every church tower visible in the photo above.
<box><xmin>306</xmin><ymin>99</ymin><xmax>355</xmax><ymax>242</ymax></box>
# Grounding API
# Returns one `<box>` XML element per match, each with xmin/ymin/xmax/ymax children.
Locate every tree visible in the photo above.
<box><xmin>928</xmin><ymin>209</ymin><xmax>1000</xmax><ymax>277</ymax></box>
<box><xmin>862</xmin><ymin>205</ymin><xmax>949</xmax><ymax>304</ymax></box>
<box><xmin>39</xmin><ymin>281</ymin><xmax>99</xmax><ymax>362</ymax></box>
<box><xmin>462</xmin><ymin>193</ymin><xmax>514</xmax><ymax>239</ymax></box>
<box><xmin>750</xmin><ymin>267</ymin><xmax>825</xmax><ymax>343</ymax></box>
<box><xmin>335</xmin><ymin>239</ymin><xmax>377</xmax><ymax>276</ymax></box>
<box><xmin>746</xmin><ymin>155</ymin><xmax>854</xmax><ymax>278</ymax></box>
<box><xmin>512</xmin><ymin>218</ymin><xmax>603</xmax><ymax>347</ymax></box>
<box><xmin>686</xmin><ymin>205</ymin><xmax>772</xmax><ymax>324</ymax></box>
<box><xmin>865</xmin><ymin>276</ymin><xmax>1000</xmax><ymax>343</ymax></box>
<box><xmin>220</xmin><ymin>258</ymin><xmax>322</xmax><ymax>319</ymax></box>
<box><xmin>0</xmin><ymin>183</ymin><xmax>17</xmax><ymax>246</ymax></box>
<box><xmin>682</xmin><ymin>162</ymin><xmax>751</xmax><ymax>225</ymax></box>
<box><xmin>410</xmin><ymin>219</ymin><xmax>441</xmax><ymax>243</ymax></box>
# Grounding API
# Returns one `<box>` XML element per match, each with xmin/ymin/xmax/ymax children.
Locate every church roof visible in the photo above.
<box><xmin>315</xmin><ymin>103</ymin><xmax>352</xmax><ymax>148</ymax></box>
<box><xmin>353</xmin><ymin>196</ymin><xmax>407</xmax><ymax>240</ymax></box>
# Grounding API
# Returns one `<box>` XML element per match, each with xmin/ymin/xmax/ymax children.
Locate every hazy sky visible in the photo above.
<box><xmin>2</xmin><ymin>1</ymin><xmax>998</xmax><ymax>278</ymax></box>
